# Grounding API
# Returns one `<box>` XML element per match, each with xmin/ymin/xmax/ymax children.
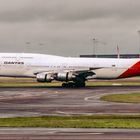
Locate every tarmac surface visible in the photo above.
<box><xmin>0</xmin><ymin>86</ymin><xmax>139</xmax><ymax>117</ymax></box>
<box><xmin>0</xmin><ymin>85</ymin><xmax>140</xmax><ymax>139</ymax></box>
<box><xmin>0</xmin><ymin>128</ymin><xmax>140</xmax><ymax>140</ymax></box>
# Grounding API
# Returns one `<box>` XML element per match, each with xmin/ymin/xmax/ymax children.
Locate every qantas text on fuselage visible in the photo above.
<box><xmin>0</xmin><ymin>53</ymin><xmax>140</xmax><ymax>87</ymax></box>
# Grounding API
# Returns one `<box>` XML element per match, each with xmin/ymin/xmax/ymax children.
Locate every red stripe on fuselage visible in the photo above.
<box><xmin>118</xmin><ymin>61</ymin><xmax>140</xmax><ymax>78</ymax></box>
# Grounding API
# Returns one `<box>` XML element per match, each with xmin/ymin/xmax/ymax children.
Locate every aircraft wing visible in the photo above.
<box><xmin>35</xmin><ymin>67</ymin><xmax>101</xmax><ymax>82</ymax></box>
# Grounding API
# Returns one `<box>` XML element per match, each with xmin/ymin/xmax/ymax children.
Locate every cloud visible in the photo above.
<box><xmin>0</xmin><ymin>0</ymin><xmax>140</xmax><ymax>23</ymax></box>
<box><xmin>0</xmin><ymin>0</ymin><xmax>139</xmax><ymax>56</ymax></box>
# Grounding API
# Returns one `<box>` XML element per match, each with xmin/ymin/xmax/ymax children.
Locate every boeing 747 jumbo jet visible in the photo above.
<box><xmin>0</xmin><ymin>53</ymin><xmax>140</xmax><ymax>87</ymax></box>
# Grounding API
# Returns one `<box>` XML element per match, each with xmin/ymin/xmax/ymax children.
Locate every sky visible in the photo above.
<box><xmin>0</xmin><ymin>0</ymin><xmax>140</xmax><ymax>56</ymax></box>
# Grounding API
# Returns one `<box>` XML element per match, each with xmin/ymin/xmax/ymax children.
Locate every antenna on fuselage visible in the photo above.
<box><xmin>117</xmin><ymin>45</ymin><xmax>120</xmax><ymax>59</ymax></box>
<box><xmin>137</xmin><ymin>30</ymin><xmax>140</xmax><ymax>58</ymax></box>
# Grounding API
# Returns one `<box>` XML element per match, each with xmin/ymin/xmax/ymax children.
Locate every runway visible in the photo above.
<box><xmin>0</xmin><ymin>86</ymin><xmax>139</xmax><ymax>117</ymax></box>
<box><xmin>0</xmin><ymin>86</ymin><xmax>140</xmax><ymax>139</ymax></box>
<box><xmin>0</xmin><ymin>128</ymin><xmax>140</xmax><ymax>140</ymax></box>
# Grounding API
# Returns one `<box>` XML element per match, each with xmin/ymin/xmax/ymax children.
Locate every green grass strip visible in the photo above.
<box><xmin>101</xmin><ymin>93</ymin><xmax>140</xmax><ymax>103</ymax></box>
<box><xmin>0</xmin><ymin>77</ymin><xmax>140</xmax><ymax>87</ymax></box>
<box><xmin>0</xmin><ymin>115</ymin><xmax>140</xmax><ymax>128</ymax></box>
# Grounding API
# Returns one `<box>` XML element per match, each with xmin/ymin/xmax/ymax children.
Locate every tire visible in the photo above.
<box><xmin>62</xmin><ymin>82</ymin><xmax>85</xmax><ymax>88</ymax></box>
<box><xmin>75</xmin><ymin>82</ymin><xmax>86</xmax><ymax>87</ymax></box>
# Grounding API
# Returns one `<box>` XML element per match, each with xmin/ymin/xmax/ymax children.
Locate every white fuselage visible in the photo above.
<box><xmin>0</xmin><ymin>53</ymin><xmax>140</xmax><ymax>79</ymax></box>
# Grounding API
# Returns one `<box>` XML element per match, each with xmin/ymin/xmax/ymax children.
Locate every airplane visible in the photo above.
<box><xmin>0</xmin><ymin>53</ymin><xmax>140</xmax><ymax>87</ymax></box>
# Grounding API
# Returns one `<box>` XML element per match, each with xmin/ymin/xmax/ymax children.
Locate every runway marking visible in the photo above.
<box><xmin>84</xmin><ymin>93</ymin><xmax>107</xmax><ymax>101</ymax></box>
<box><xmin>112</xmin><ymin>83</ymin><xmax>122</xmax><ymax>86</ymax></box>
<box><xmin>84</xmin><ymin>91</ymin><xmax>140</xmax><ymax>102</ymax></box>
<box><xmin>63</xmin><ymin>132</ymin><xmax>104</xmax><ymax>135</ymax></box>
<box><xmin>0</xmin><ymin>137</ymin><xmax>51</xmax><ymax>140</ymax></box>
<box><xmin>55</xmin><ymin>111</ymin><xmax>71</xmax><ymax>116</ymax></box>
<box><xmin>84</xmin><ymin>96</ymin><xmax>96</xmax><ymax>101</ymax></box>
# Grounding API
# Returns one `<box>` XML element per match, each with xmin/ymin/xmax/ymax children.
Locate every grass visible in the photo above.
<box><xmin>0</xmin><ymin>77</ymin><xmax>62</xmax><ymax>87</ymax></box>
<box><xmin>101</xmin><ymin>93</ymin><xmax>140</xmax><ymax>103</ymax></box>
<box><xmin>0</xmin><ymin>77</ymin><xmax>139</xmax><ymax>87</ymax></box>
<box><xmin>0</xmin><ymin>115</ymin><xmax>140</xmax><ymax>128</ymax></box>
<box><xmin>87</xmin><ymin>80</ymin><xmax>140</xmax><ymax>86</ymax></box>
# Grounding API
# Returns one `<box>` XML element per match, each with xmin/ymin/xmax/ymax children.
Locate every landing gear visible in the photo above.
<box><xmin>62</xmin><ymin>82</ymin><xmax>85</xmax><ymax>88</ymax></box>
<box><xmin>62</xmin><ymin>82</ymin><xmax>74</xmax><ymax>88</ymax></box>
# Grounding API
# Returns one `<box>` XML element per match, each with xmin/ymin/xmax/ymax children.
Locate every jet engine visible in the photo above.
<box><xmin>54</xmin><ymin>72</ymin><xmax>75</xmax><ymax>82</ymax></box>
<box><xmin>36</xmin><ymin>73</ymin><xmax>53</xmax><ymax>82</ymax></box>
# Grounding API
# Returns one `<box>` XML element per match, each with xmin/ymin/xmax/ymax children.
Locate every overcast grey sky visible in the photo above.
<box><xmin>0</xmin><ymin>0</ymin><xmax>140</xmax><ymax>56</ymax></box>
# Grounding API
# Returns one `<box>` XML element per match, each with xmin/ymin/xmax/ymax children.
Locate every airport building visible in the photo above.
<box><xmin>80</xmin><ymin>54</ymin><xmax>140</xmax><ymax>58</ymax></box>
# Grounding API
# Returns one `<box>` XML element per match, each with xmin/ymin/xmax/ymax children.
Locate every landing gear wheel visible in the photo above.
<box><xmin>62</xmin><ymin>82</ymin><xmax>85</xmax><ymax>88</ymax></box>
<box><xmin>75</xmin><ymin>82</ymin><xmax>85</xmax><ymax>87</ymax></box>
<box><xmin>62</xmin><ymin>82</ymin><xmax>75</xmax><ymax>88</ymax></box>
<box><xmin>62</xmin><ymin>83</ymin><xmax>67</xmax><ymax>87</ymax></box>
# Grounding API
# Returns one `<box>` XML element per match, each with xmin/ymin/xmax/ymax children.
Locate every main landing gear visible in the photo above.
<box><xmin>62</xmin><ymin>82</ymin><xmax>86</xmax><ymax>88</ymax></box>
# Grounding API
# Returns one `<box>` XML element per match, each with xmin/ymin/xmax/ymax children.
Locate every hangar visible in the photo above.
<box><xmin>80</xmin><ymin>54</ymin><xmax>140</xmax><ymax>58</ymax></box>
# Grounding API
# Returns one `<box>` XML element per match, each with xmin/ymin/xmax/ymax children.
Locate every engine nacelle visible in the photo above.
<box><xmin>55</xmin><ymin>72</ymin><xmax>75</xmax><ymax>82</ymax></box>
<box><xmin>36</xmin><ymin>73</ymin><xmax>53</xmax><ymax>82</ymax></box>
